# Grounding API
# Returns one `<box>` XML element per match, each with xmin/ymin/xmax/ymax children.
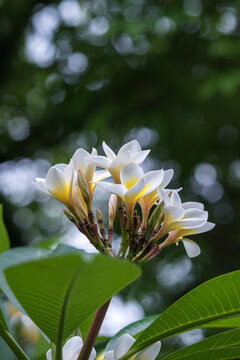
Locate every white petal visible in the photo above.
<box><xmin>93</xmin><ymin>182</ymin><xmax>126</xmax><ymax>198</ymax></box>
<box><xmin>89</xmin><ymin>347</ymin><xmax>96</xmax><ymax>360</ymax></box>
<box><xmin>88</xmin><ymin>156</ymin><xmax>111</xmax><ymax>170</ymax></box>
<box><xmin>110</xmin><ymin>150</ymin><xmax>131</xmax><ymax>171</ymax></box>
<box><xmin>164</xmin><ymin>205</ymin><xmax>185</xmax><ymax>223</ymax></box>
<box><xmin>170</xmin><ymin>191</ymin><xmax>182</xmax><ymax>207</ymax></box>
<box><xmin>125</xmin><ymin>178</ymin><xmax>146</xmax><ymax>203</ymax></box>
<box><xmin>114</xmin><ymin>334</ymin><xmax>135</xmax><ymax>359</ymax></box>
<box><xmin>135</xmin><ymin>341</ymin><xmax>161</xmax><ymax>360</ymax></box>
<box><xmin>62</xmin><ymin>336</ymin><xmax>83</xmax><ymax>360</ymax></box>
<box><xmin>119</xmin><ymin>140</ymin><xmax>141</xmax><ymax>154</ymax></box>
<box><xmin>159</xmin><ymin>169</ymin><xmax>174</xmax><ymax>189</ymax></box>
<box><xmin>178</xmin><ymin>221</ymin><xmax>215</xmax><ymax>237</ymax></box>
<box><xmin>46</xmin><ymin>349</ymin><xmax>52</xmax><ymax>360</ymax></box>
<box><xmin>45</xmin><ymin>166</ymin><xmax>66</xmax><ymax>193</ymax></box>
<box><xmin>130</xmin><ymin>150</ymin><xmax>150</xmax><ymax>164</ymax></box>
<box><xmin>182</xmin><ymin>239</ymin><xmax>201</xmax><ymax>258</ymax></box>
<box><xmin>91</xmin><ymin>147</ymin><xmax>97</xmax><ymax>156</ymax></box>
<box><xmin>182</xmin><ymin>202</ymin><xmax>204</xmax><ymax>210</ymax></box>
<box><xmin>54</xmin><ymin>163</ymin><xmax>68</xmax><ymax>171</ymax></box>
<box><xmin>142</xmin><ymin>170</ymin><xmax>164</xmax><ymax>192</ymax></box>
<box><xmin>171</xmin><ymin>218</ymin><xmax>206</xmax><ymax>230</ymax></box>
<box><xmin>120</xmin><ymin>163</ymin><xmax>144</xmax><ymax>189</ymax></box>
<box><xmin>183</xmin><ymin>209</ymin><xmax>208</xmax><ymax>221</ymax></box>
<box><xmin>103</xmin><ymin>141</ymin><xmax>117</xmax><ymax>161</ymax></box>
<box><xmin>93</xmin><ymin>170</ymin><xmax>111</xmax><ymax>182</ymax></box>
<box><xmin>157</xmin><ymin>188</ymin><xmax>171</xmax><ymax>205</ymax></box>
<box><xmin>33</xmin><ymin>178</ymin><xmax>49</xmax><ymax>194</ymax></box>
<box><xmin>72</xmin><ymin>148</ymin><xmax>91</xmax><ymax>174</ymax></box>
<box><xmin>104</xmin><ymin>350</ymin><xmax>114</xmax><ymax>360</ymax></box>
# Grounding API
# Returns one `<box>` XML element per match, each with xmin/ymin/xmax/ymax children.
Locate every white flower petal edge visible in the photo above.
<box><xmin>182</xmin><ymin>239</ymin><xmax>201</xmax><ymax>258</ymax></box>
<box><xmin>89</xmin><ymin>140</ymin><xmax>150</xmax><ymax>183</ymax></box>
<box><xmin>104</xmin><ymin>333</ymin><xmax>161</xmax><ymax>360</ymax></box>
<box><xmin>46</xmin><ymin>336</ymin><xmax>96</xmax><ymax>360</ymax></box>
<box><xmin>135</xmin><ymin>341</ymin><xmax>161</xmax><ymax>360</ymax></box>
<box><xmin>33</xmin><ymin>161</ymin><xmax>75</xmax><ymax>206</ymax></box>
<box><xmin>62</xmin><ymin>336</ymin><xmax>83</xmax><ymax>360</ymax></box>
<box><xmin>114</xmin><ymin>334</ymin><xmax>135</xmax><ymax>359</ymax></box>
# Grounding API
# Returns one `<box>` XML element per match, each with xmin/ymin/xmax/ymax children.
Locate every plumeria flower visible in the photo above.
<box><xmin>155</xmin><ymin>189</ymin><xmax>215</xmax><ymax>257</ymax></box>
<box><xmin>88</xmin><ymin>140</ymin><xmax>150</xmax><ymax>183</ymax></box>
<box><xmin>93</xmin><ymin>163</ymin><xmax>165</xmax><ymax>219</ymax></box>
<box><xmin>71</xmin><ymin>147</ymin><xmax>110</xmax><ymax>200</ymax></box>
<box><xmin>33</xmin><ymin>161</ymin><xmax>75</xmax><ymax>208</ymax></box>
<box><xmin>138</xmin><ymin>169</ymin><xmax>174</xmax><ymax>225</ymax></box>
<box><xmin>33</xmin><ymin>148</ymin><xmax>109</xmax><ymax>220</ymax></box>
<box><xmin>46</xmin><ymin>336</ymin><xmax>96</xmax><ymax>360</ymax></box>
<box><xmin>105</xmin><ymin>333</ymin><xmax>161</xmax><ymax>360</ymax></box>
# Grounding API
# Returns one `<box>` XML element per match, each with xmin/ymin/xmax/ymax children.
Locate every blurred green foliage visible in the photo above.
<box><xmin>0</xmin><ymin>0</ymin><xmax>240</xmax><ymax>356</ymax></box>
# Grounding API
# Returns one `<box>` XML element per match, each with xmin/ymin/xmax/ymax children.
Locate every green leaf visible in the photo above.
<box><xmin>124</xmin><ymin>271</ymin><xmax>240</xmax><ymax>358</ymax></box>
<box><xmin>4</xmin><ymin>248</ymin><xmax>141</xmax><ymax>343</ymax></box>
<box><xmin>161</xmin><ymin>328</ymin><xmax>240</xmax><ymax>360</ymax></box>
<box><xmin>0</xmin><ymin>247</ymin><xmax>51</xmax><ymax>313</ymax></box>
<box><xmin>164</xmin><ymin>347</ymin><xmax>240</xmax><ymax>360</ymax></box>
<box><xmin>203</xmin><ymin>315</ymin><xmax>240</xmax><ymax>328</ymax></box>
<box><xmin>0</xmin><ymin>205</ymin><xmax>10</xmax><ymax>254</ymax></box>
<box><xmin>106</xmin><ymin>315</ymin><xmax>158</xmax><ymax>352</ymax></box>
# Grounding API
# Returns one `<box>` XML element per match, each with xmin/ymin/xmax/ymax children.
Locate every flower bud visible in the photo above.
<box><xmin>96</xmin><ymin>208</ymin><xmax>103</xmax><ymax>225</ymax></box>
<box><xmin>148</xmin><ymin>202</ymin><xmax>164</xmax><ymax>230</ymax></box>
<box><xmin>63</xmin><ymin>208</ymin><xmax>76</xmax><ymax>224</ymax></box>
<box><xmin>108</xmin><ymin>194</ymin><xmax>117</xmax><ymax>228</ymax></box>
<box><xmin>72</xmin><ymin>185</ymin><xmax>88</xmax><ymax>220</ymax></box>
<box><xmin>77</xmin><ymin>169</ymin><xmax>91</xmax><ymax>208</ymax></box>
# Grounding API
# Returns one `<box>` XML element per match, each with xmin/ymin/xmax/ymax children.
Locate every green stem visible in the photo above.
<box><xmin>77</xmin><ymin>299</ymin><xmax>111</xmax><ymax>360</ymax></box>
<box><xmin>0</xmin><ymin>325</ymin><xmax>30</xmax><ymax>360</ymax></box>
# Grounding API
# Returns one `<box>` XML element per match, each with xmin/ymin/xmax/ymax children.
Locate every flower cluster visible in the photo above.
<box><xmin>46</xmin><ymin>334</ymin><xmax>161</xmax><ymax>360</ymax></box>
<box><xmin>34</xmin><ymin>140</ymin><xmax>215</xmax><ymax>263</ymax></box>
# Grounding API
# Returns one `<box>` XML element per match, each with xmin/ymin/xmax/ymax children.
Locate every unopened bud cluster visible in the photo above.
<box><xmin>33</xmin><ymin>141</ymin><xmax>214</xmax><ymax>263</ymax></box>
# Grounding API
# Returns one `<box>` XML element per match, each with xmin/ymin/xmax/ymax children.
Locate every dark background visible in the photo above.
<box><xmin>0</xmin><ymin>0</ymin><xmax>240</xmax><ymax>358</ymax></box>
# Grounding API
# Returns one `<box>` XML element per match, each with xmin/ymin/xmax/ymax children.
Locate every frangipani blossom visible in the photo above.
<box><xmin>94</xmin><ymin>163</ymin><xmax>164</xmax><ymax>218</ymax></box>
<box><xmin>138</xmin><ymin>169</ymin><xmax>174</xmax><ymax>224</ymax></box>
<box><xmin>89</xmin><ymin>140</ymin><xmax>150</xmax><ymax>183</ymax></box>
<box><xmin>33</xmin><ymin>148</ymin><xmax>109</xmax><ymax>220</ymax></box>
<box><xmin>46</xmin><ymin>336</ymin><xmax>96</xmax><ymax>360</ymax></box>
<box><xmin>156</xmin><ymin>189</ymin><xmax>215</xmax><ymax>257</ymax></box>
<box><xmin>72</xmin><ymin>147</ymin><xmax>110</xmax><ymax>200</ymax></box>
<box><xmin>33</xmin><ymin>161</ymin><xmax>75</xmax><ymax>208</ymax></box>
<box><xmin>105</xmin><ymin>333</ymin><xmax>161</xmax><ymax>360</ymax></box>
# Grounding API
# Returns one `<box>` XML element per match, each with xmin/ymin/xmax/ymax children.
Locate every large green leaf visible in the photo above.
<box><xmin>123</xmin><ymin>271</ymin><xmax>240</xmax><ymax>358</ymax></box>
<box><xmin>161</xmin><ymin>328</ymin><xmax>240</xmax><ymax>360</ymax></box>
<box><xmin>4</xmin><ymin>248</ymin><xmax>141</xmax><ymax>343</ymax></box>
<box><xmin>0</xmin><ymin>205</ymin><xmax>10</xmax><ymax>254</ymax></box>
<box><xmin>203</xmin><ymin>315</ymin><xmax>240</xmax><ymax>328</ymax></box>
<box><xmin>0</xmin><ymin>247</ymin><xmax>50</xmax><ymax>312</ymax></box>
<box><xmin>164</xmin><ymin>347</ymin><xmax>240</xmax><ymax>360</ymax></box>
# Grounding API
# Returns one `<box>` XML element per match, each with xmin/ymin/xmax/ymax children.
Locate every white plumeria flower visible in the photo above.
<box><xmin>93</xmin><ymin>163</ymin><xmax>165</xmax><ymax>218</ymax></box>
<box><xmin>105</xmin><ymin>333</ymin><xmax>161</xmax><ymax>360</ymax></box>
<box><xmin>72</xmin><ymin>147</ymin><xmax>110</xmax><ymax>200</ymax></box>
<box><xmin>157</xmin><ymin>189</ymin><xmax>215</xmax><ymax>257</ymax></box>
<box><xmin>33</xmin><ymin>148</ymin><xmax>109</xmax><ymax>219</ymax></box>
<box><xmin>46</xmin><ymin>336</ymin><xmax>96</xmax><ymax>360</ymax></box>
<box><xmin>88</xmin><ymin>140</ymin><xmax>150</xmax><ymax>183</ymax></box>
<box><xmin>138</xmin><ymin>169</ymin><xmax>174</xmax><ymax>224</ymax></box>
<box><xmin>33</xmin><ymin>160</ymin><xmax>75</xmax><ymax>208</ymax></box>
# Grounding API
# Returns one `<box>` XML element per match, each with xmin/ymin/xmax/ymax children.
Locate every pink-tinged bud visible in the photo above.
<box><xmin>96</xmin><ymin>208</ymin><xmax>103</xmax><ymax>225</ymax></box>
<box><xmin>77</xmin><ymin>169</ymin><xmax>91</xmax><ymax>207</ymax></box>
<box><xmin>108</xmin><ymin>194</ymin><xmax>117</xmax><ymax>227</ymax></box>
